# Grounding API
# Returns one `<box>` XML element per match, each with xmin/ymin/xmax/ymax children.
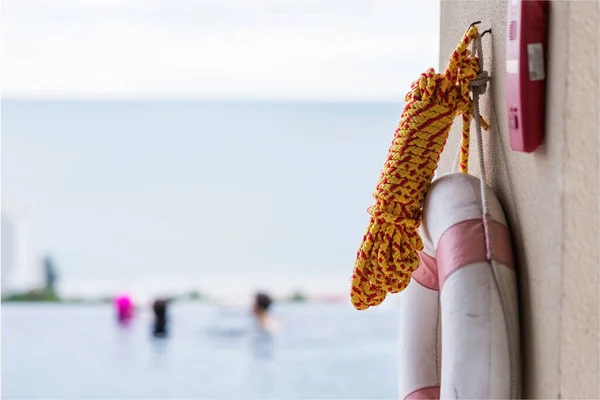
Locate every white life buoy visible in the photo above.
<box><xmin>398</xmin><ymin>172</ymin><xmax>521</xmax><ymax>399</ymax></box>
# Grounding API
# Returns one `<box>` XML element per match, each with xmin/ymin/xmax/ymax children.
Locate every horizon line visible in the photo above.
<box><xmin>1</xmin><ymin>95</ymin><xmax>405</xmax><ymax>104</ymax></box>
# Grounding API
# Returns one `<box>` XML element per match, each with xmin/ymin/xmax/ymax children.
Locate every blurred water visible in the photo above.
<box><xmin>2</xmin><ymin>302</ymin><xmax>399</xmax><ymax>399</ymax></box>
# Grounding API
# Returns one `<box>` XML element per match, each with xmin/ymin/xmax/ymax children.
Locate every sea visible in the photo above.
<box><xmin>2</xmin><ymin>100</ymin><xmax>405</xmax><ymax>398</ymax></box>
<box><xmin>2</xmin><ymin>302</ymin><xmax>399</xmax><ymax>399</ymax></box>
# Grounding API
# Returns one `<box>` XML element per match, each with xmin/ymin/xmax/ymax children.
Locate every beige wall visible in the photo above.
<box><xmin>438</xmin><ymin>1</ymin><xmax>599</xmax><ymax>398</ymax></box>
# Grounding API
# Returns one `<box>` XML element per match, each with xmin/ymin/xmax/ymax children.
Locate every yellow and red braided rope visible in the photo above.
<box><xmin>350</xmin><ymin>25</ymin><xmax>488</xmax><ymax>310</ymax></box>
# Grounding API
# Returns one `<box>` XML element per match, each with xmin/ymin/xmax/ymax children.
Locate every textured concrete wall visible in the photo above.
<box><xmin>438</xmin><ymin>1</ymin><xmax>599</xmax><ymax>398</ymax></box>
<box><xmin>560</xmin><ymin>2</ymin><xmax>599</xmax><ymax>399</ymax></box>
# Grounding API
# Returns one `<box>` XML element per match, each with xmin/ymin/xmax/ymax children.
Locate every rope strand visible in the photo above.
<box><xmin>470</xmin><ymin>33</ymin><xmax>518</xmax><ymax>399</ymax></box>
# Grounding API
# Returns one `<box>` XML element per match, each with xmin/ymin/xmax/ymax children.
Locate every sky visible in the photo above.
<box><xmin>2</xmin><ymin>0</ymin><xmax>440</xmax><ymax>101</ymax></box>
<box><xmin>1</xmin><ymin>1</ymin><xmax>441</xmax><ymax>302</ymax></box>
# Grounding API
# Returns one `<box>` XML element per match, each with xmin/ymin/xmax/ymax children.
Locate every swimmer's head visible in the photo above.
<box><xmin>253</xmin><ymin>292</ymin><xmax>272</xmax><ymax>315</ymax></box>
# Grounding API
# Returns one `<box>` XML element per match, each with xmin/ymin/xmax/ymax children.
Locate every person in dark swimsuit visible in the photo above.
<box><xmin>152</xmin><ymin>299</ymin><xmax>169</xmax><ymax>338</ymax></box>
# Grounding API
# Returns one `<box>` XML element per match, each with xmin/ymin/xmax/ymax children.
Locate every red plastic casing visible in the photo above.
<box><xmin>506</xmin><ymin>0</ymin><xmax>549</xmax><ymax>153</ymax></box>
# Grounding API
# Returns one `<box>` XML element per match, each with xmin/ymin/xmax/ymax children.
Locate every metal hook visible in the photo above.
<box><xmin>469</xmin><ymin>21</ymin><xmax>482</xmax><ymax>29</ymax></box>
<box><xmin>481</xmin><ymin>29</ymin><xmax>492</xmax><ymax>38</ymax></box>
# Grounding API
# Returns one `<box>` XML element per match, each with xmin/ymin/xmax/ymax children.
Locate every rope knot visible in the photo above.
<box><xmin>470</xmin><ymin>70</ymin><xmax>490</xmax><ymax>95</ymax></box>
<box><xmin>368</xmin><ymin>207</ymin><xmax>419</xmax><ymax>230</ymax></box>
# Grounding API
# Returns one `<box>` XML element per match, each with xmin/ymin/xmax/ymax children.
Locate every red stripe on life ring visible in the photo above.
<box><xmin>404</xmin><ymin>386</ymin><xmax>441</xmax><ymax>399</ymax></box>
<box><xmin>436</xmin><ymin>218</ymin><xmax>514</xmax><ymax>290</ymax></box>
<box><xmin>413</xmin><ymin>251</ymin><xmax>439</xmax><ymax>291</ymax></box>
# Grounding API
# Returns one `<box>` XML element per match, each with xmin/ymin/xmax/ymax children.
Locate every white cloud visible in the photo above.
<box><xmin>1</xmin><ymin>0</ymin><xmax>440</xmax><ymax>100</ymax></box>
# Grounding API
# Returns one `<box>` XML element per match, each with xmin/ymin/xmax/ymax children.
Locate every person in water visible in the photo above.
<box><xmin>114</xmin><ymin>294</ymin><xmax>134</xmax><ymax>324</ymax></box>
<box><xmin>152</xmin><ymin>299</ymin><xmax>169</xmax><ymax>337</ymax></box>
<box><xmin>252</xmin><ymin>292</ymin><xmax>279</xmax><ymax>333</ymax></box>
<box><xmin>203</xmin><ymin>292</ymin><xmax>280</xmax><ymax>337</ymax></box>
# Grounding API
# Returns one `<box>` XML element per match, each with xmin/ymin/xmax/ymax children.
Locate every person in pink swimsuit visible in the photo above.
<box><xmin>115</xmin><ymin>294</ymin><xmax>134</xmax><ymax>323</ymax></box>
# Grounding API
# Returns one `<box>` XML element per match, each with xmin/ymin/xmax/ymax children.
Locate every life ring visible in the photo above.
<box><xmin>398</xmin><ymin>172</ymin><xmax>521</xmax><ymax>399</ymax></box>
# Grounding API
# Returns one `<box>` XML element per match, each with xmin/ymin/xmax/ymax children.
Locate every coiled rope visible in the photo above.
<box><xmin>350</xmin><ymin>25</ymin><xmax>489</xmax><ymax>310</ymax></box>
